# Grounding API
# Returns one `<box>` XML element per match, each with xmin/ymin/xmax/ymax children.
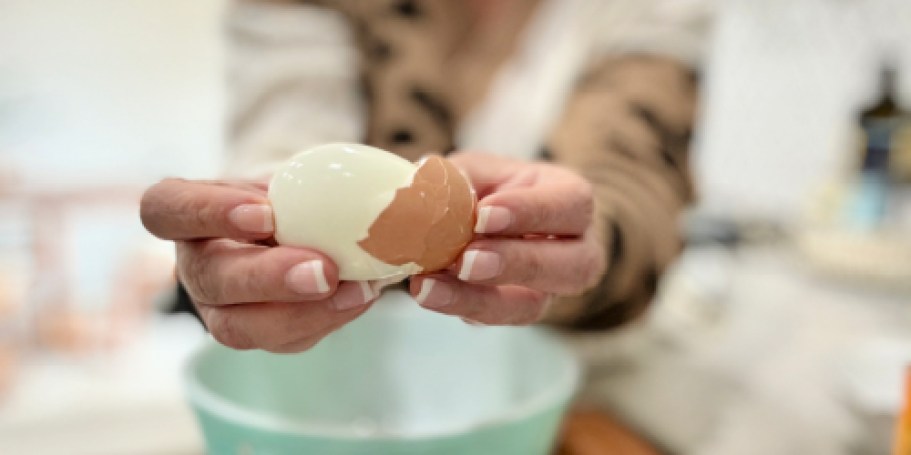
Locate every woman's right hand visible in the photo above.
<box><xmin>140</xmin><ymin>178</ymin><xmax>379</xmax><ymax>353</ymax></box>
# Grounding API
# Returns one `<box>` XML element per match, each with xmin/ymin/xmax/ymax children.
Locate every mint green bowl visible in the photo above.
<box><xmin>184</xmin><ymin>290</ymin><xmax>580</xmax><ymax>455</ymax></box>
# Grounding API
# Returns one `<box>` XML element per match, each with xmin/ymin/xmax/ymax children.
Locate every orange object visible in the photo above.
<box><xmin>557</xmin><ymin>409</ymin><xmax>660</xmax><ymax>455</ymax></box>
<box><xmin>896</xmin><ymin>367</ymin><xmax>911</xmax><ymax>455</ymax></box>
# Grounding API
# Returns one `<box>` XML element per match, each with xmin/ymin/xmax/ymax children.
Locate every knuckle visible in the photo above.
<box><xmin>532</xmin><ymin>203</ymin><xmax>556</xmax><ymax>229</ymax></box>
<box><xmin>180</xmin><ymin>246</ymin><xmax>203</xmax><ymax>277</ymax></box>
<box><xmin>171</xmin><ymin>184</ymin><xmax>218</xmax><ymax>236</ymax></box>
<box><xmin>242</xmin><ymin>261</ymin><xmax>275</xmax><ymax>300</ymax></box>
<box><xmin>207</xmin><ymin>311</ymin><xmax>255</xmax><ymax>350</ymax></box>
<box><xmin>231</xmin><ymin>267</ymin><xmax>257</xmax><ymax>302</ymax></box>
<box><xmin>177</xmin><ymin>190</ymin><xmax>207</xmax><ymax>234</ymax></box>
<box><xmin>180</xmin><ymin>247</ymin><xmax>226</xmax><ymax>305</ymax></box>
<box><xmin>518</xmin><ymin>250</ymin><xmax>545</xmax><ymax>284</ymax></box>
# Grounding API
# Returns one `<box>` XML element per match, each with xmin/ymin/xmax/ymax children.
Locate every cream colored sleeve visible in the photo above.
<box><xmin>224</xmin><ymin>0</ymin><xmax>365</xmax><ymax>179</ymax></box>
<box><xmin>585</xmin><ymin>0</ymin><xmax>715</xmax><ymax>66</ymax></box>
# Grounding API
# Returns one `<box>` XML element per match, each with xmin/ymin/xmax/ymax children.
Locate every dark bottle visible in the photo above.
<box><xmin>858</xmin><ymin>64</ymin><xmax>903</xmax><ymax>174</ymax></box>
<box><xmin>845</xmin><ymin>60</ymin><xmax>910</xmax><ymax>229</ymax></box>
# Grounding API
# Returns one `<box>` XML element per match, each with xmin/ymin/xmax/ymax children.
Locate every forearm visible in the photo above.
<box><xmin>544</xmin><ymin>55</ymin><xmax>699</xmax><ymax>330</ymax></box>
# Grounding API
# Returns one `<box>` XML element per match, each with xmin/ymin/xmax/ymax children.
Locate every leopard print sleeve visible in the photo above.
<box><xmin>544</xmin><ymin>56</ymin><xmax>699</xmax><ymax>330</ymax></box>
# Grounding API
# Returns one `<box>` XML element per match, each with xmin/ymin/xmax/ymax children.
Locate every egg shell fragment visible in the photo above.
<box><xmin>358</xmin><ymin>155</ymin><xmax>477</xmax><ymax>272</ymax></box>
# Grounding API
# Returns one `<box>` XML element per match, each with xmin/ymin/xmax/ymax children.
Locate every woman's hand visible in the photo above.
<box><xmin>140</xmin><ymin>178</ymin><xmax>379</xmax><ymax>353</ymax></box>
<box><xmin>410</xmin><ymin>152</ymin><xmax>606</xmax><ymax>325</ymax></box>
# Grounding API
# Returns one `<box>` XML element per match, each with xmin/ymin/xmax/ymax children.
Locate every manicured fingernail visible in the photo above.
<box><xmin>475</xmin><ymin>206</ymin><xmax>512</xmax><ymax>234</ymax></box>
<box><xmin>330</xmin><ymin>281</ymin><xmax>374</xmax><ymax>311</ymax></box>
<box><xmin>229</xmin><ymin>204</ymin><xmax>274</xmax><ymax>233</ymax></box>
<box><xmin>458</xmin><ymin>250</ymin><xmax>501</xmax><ymax>281</ymax></box>
<box><xmin>372</xmin><ymin>277</ymin><xmax>403</xmax><ymax>294</ymax></box>
<box><xmin>358</xmin><ymin>281</ymin><xmax>377</xmax><ymax>302</ymax></box>
<box><xmin>415</xmin><ymin>278</ymin><xmax>454</xmax><ymax>308</ymax></box>
<box><xmin>285</xmin><ymin>260</ymin><xmax>330</xmax><ymax>295</ymax></box>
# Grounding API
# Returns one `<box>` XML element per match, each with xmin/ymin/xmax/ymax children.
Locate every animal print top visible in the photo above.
<box><xmin>227</xmin><ymin>0</ymin><xmax>706</xmax><ymax>329</ymax></box>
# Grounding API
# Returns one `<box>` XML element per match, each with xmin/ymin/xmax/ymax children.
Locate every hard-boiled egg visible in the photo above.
<box><xmin>269</xmin><ymin>143</ymin><xmax>477</xmax><ymax>281</ymax></box>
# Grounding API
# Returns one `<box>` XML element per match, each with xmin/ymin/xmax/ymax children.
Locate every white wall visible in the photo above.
<box><xmin>0</xmin><ymin>0</ymin><xmax>227</xmax><ymax>311</ymax></box>
<box><xmin>696</xmin><ymin>0</ymin><xmax>911</xmax><ymax>221</ymax></box>
<box><xmin>3</xmin><ymin>0</ymin><xmax>910</xmax><ymax>216</ymax></box>
<box><xmin>0</xmin><ymin>0</ymin><xmax>227</xmax><ymax>189</ymax></box>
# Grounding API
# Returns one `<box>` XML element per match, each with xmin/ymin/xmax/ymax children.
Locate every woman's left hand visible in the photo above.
<box><xmin>409</xmin><ymin>152</ymin><xmax>606</xmax><ymax>325</ymax></box>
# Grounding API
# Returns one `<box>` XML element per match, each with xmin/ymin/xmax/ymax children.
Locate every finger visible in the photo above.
<box><xmin>176</xmin><ymin>239</ymin><xmax>340</xmax><ymax>304</ymax></box>
<box><xmin>446</xmin><ymin>152</ymin><xmax>520</xmax><ymax>196</ymax></box>
<box><xmin>409</xmin><ymin>275</ymin><xmax>547</xmax><ymax>325</ymax></box>
<box><xmin>140</xmin><ymin>178</ymin><xmax>273</xmax><ymax>241</ymax></box>
<box><xmin>474</xmin><ymin>178</ymin><xmax>593</xmax><ymax>236</ymax></box>
<box><xmin>197</xmin><ymin>281</ymin><xmax>376</xmax><ymax>352</ymax></box>
<box><xmin>448</xmin><ymin>237</ymin><xmax>605</xmax><ymax>295</ymax></box>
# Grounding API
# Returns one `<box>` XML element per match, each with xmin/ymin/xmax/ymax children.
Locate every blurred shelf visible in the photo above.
<box><xmin>796</xmin><ymin>226</ymin><xmax>911</xmax><ymax>294</ymax></box>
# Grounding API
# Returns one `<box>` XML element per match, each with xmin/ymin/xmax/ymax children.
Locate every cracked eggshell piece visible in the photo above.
<box><xmin>268</xmin><ymin>143</ymin><xmax>477</xmax><ymax>281</ymax></box>
<box><xmin>358</xmin><ymin>154</ymin><xmax>477</xmax><ymax>273</ymax></box>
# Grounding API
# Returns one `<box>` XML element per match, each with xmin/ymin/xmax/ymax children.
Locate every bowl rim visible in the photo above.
<box><xmin>183</xmin><ymin>328</ymin><xmax>580</xmax><ymax>441</ymax></box>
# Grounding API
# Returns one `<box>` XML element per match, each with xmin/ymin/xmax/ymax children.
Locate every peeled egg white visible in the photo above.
<box><xmin>268</xmin><ymin>143</ymin><xmax>424</xmax><ymax>280</ymax></box>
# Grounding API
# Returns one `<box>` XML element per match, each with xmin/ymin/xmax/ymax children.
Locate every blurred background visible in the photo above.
<box><xmin>1</xmin><ymin>0</ymin><xmax>910</xmax><ymax>454</ymax></box>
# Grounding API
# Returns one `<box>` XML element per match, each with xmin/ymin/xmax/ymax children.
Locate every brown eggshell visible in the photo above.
<box><xmin>358</xmin><ymin>156</ymin><xmax>477</xmax><ymax>272</ymax></box>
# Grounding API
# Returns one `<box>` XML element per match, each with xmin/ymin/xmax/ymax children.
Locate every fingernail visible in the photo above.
<box><xmin>415</xmin><ymin>278</ymin><xmax>454</xmax><ymax>309</ymax></box>
<box><xmin>285</xmin><ymin>260</ymin><xmax>330</xmax><ymax>295</ymax></box>
<box><xmin>475</xmin><ymin>206</ymin><xmax>512</xmax><ymax>234</ymax></box>
<box><xmin>358</xmin><ymin>281</ymin><xmax>378</xmax><ymax>302</ymax></box>
<box><xmin>330</xmin><ymin>281</ymin><xmax>375</xmax><ymax>311</ymax></box>
<box><xmin>457</xmin><ymin>250</ymin><xmax>501</xmax><ymax>281</ymax></box>
<box><xmin>229</xmin><ymin>204</ymin><xmax>274</xmax><ymax>234</ymax></box>
<box><xmin>371</xmin><ymin>276</ymin><xmax>404</xmax><ymax>294</ymax></box>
